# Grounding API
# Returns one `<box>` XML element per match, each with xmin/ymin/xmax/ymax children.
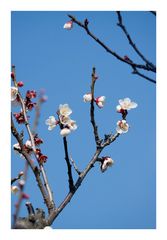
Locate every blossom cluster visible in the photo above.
<box><xmin>116</xmin><ymin>98</ymin><xmax>137</xmax><ymax>134</ymax></box>
<box><xmin>45</xmin><ymin>104</ymin><xmax>77</xmax><ymax>137</ymax></box>
<box><xmin>83</xmin><ymin>93</ymin><xmax>106</xmax><ymax>108</ymax></box>
<box><xmin>11</xmin><ymin>83</ymin><xmax>37</xmax><ymax>124</ymax></box>
<box><xmin>13</xmin><ymin>134</ymin><xmax>47</xmax><ymax>164</ymax></box>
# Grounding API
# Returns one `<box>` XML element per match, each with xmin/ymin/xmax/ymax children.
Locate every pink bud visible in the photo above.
<box><xmin>63</xmin><ymin>20</ymin><xmax>73</xmax><ymax>30</ymax></box>
<box><xmin>22</xmin><ymin>193</ymin><xmax>30</xmax><ymax>199</ymax></box>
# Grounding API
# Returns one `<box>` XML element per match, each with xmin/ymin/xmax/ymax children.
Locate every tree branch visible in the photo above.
<box><xmin>47</xmin><ymin>147</ymin><xmax>103</xmax><ymax>225</ymax></box>
<box><xmin>11</xmin><ymin>115</ymin><xmax>52</xmax><ymax>227</ymax></box>
<box><xmin>11</xmin><ymin>66</ymin><xmax>55</xmax><ymax>214</ymax></box>
<box><xmin>70</xmin><ymin>155</ymin><xmax>81</xmax><ymax>175</ymax></box>
<box><xmin>132</xmin><ymin>67</ymin><xmax>156</xmax><ymax>84</ymax></box>
<box><xmin>68</xmin><ymin>14</ymin><xmax>156</xmax><ymax>84</ymax></box>
<box><xmin>47</xmin><ymin>67</ymin><xmax>122</xmax><ymax>226</ymax></box>
<box><xmin>90</xmin><ymin>67</ymin><xmax>101</xmax><ymax>146</ymax></box>
<box><xmin>63</xmin><ymin>137</ymin><xmax>75</xmax><ymax>192</ymax></box>
<box><xmin>116</xmin><ymin>11</ymin><xmax>156</xmax><ymax>72</ymax></box>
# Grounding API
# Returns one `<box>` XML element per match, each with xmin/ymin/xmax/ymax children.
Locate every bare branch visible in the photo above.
<box><xmin>132</xmin><ymin>67</ymin><xmax>156</xmax><ymax>84</ymax></box>
<box><xmin>70</xmin><ymin>155</ymin><xmax>81</xmax><ymax>175</ymax></box>
<box><xmin>63</xmin><ymin>137</ymin><xmax>75</xmax><ymax>192</ymax></box>
<box><xmin>90</xmin><ymin>67</ymin><xmax>101</xmax><ymax>146</ymax></box>
<box><xmin>68</xmin><ymin>15</ymin><xmax>156</xmax><ymax>84</ymax></box>
<box><xmin>47</xmin><ymin>147</ymin><xmax>103</xmax><ymax>225</ymax></box>
<box><xmin>116</xmin><ymin>11</ymin><xmax>156</xmax><ymax>71</ymax></box>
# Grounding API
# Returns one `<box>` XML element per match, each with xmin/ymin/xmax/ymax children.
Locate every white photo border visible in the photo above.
<box><xmin>0</xmin><ymin>0</ymin><xmax>166</xmax><ymax>239</ymax></box>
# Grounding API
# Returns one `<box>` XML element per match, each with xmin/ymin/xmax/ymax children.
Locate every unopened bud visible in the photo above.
<box><xmin>17</xmin><ymin>81</ymin><xmax>24</xmax><ymax>87</ymax></box>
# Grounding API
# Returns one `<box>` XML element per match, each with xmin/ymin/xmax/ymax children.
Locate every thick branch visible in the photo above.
<box><xmin>63</xmin><ymin>137</ymin><xmax>75</xmax><ymax>192</ymax></box>
<box><xmin>47</xmin><ymin>147</ymin><xmax>103</xmax><ymax>225</ymax></box>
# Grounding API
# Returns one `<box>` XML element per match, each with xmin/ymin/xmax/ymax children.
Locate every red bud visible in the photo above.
<box><xmin>17</xmin><ymin>81</ymin><xmax>24</xmax><ymax>87</ymax></box>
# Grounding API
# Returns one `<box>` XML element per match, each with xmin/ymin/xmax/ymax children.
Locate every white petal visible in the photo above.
<box><xmin>130</xmin><ymin>102</ymin><xmax>138</xmax><ymax>109</ymax></box>
<box><xmin>11</xmin><ymin>186</ymin><xmax>20</xmax><ymax>194</ymax></box>
<box><xmin>25</xmin><ymin>140</ymin><xmax>32</xmax><ymax>148</ymax></box>
<box><xmin>124</xmin><ymin>98</ymin><xmax>131</xmax><ymax>104</ymax></box>
<box><xmin>83</xmin><ymin>93</ymin><xmax>92</xmax><ymax>102</ymax></box>
<box><xmin>48</xmin><ymin>125</ymin><xmax>55</xmax><ymax>131</ymax></box>
<box><xmin>45</xmin><ymin>116</ymin><xmax>56</xmax><ymax>125</ymax></box>
<box><xmin>116</xmin><ymin>105</ymin><xmax>122</xmax><ymax>112</ymax></box>
<box><xmin>60</xmin><ymin>128</ymin><xmax>71</xmax><ymax>137</ymax></box>
<box><xmin>59</xmin><ymin>104</ymin><xmax>72</xmax><ymax>116</ymax></box>
<box><xmin>97</xmin><ymin>102</ymin><xmax>104</xmax><ymax>108</ymax></box>
<box><xmin>118</xmin><ymin>98</ymin><xmax>124</xmax><ymax>105</ymax></box>
<box><xmin>11</xmin><ymin>87</ymin><xmax>18</xmax><ymax>101</ymax></box>
<box><xmin>116</xmin><ymin>126</ymin><xmax>123</xmax><ymax>134</ymax></box>
<box><xmin>98</xmin><ymin>96</ymin><xmax>106</xmax><ymax>102</ymax></box>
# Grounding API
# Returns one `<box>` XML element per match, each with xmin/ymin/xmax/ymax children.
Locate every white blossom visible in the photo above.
<box><xmin>118</xmin><ymin>98</ymin><xmax>138</xmax><ymax>111</ymax></box>
<box><xmin>45</xmin><ymin>116</ymin><xmax>57</xmax><ymax>131</ymax></box>
<box><xmin>101</xmin><ymin>157</ymin><xmax>114</xmax><ymax>172</ymax></box>
<box><xmin>59</xmin><ymin>115</ymin><xmax>70</xmax><ymax>125</ymax></box>
<box><xmin>25</xmin><ymin>140</ymin><xmax>32</xmax><ymax>149</ymax></box>
<box><xmin>63</xmin><ymin>20</ymin><xmax>73</xmax><ymax>30</ymax></box>
<box><xmin>11</xmin><ymin>87</ymin><xmax>18</xmax><ymax>101</ymax></box>
<box><xmin>13</xmin><ymin>143</ymin><xmax>21</xmax><ymax>152</ymax></box>
<box><xmin>11</xmin><ymin>185</ymin><xmax>20</xmax><ymax>194</ymax></box>
<box><xmin>95</xmin><ymin>96</ymin><xmax>106</xmax><ymax>108</ymax></box>
<box><xmin>59</xmin><ymin>104</ymin><xmax>72</xmax><ymax>117</ymax></box>
<box><xmin>83</xmin><ymin>93</ymin><xmax>92</xmax><ymax>102</ymax></box>
<box><xmin>67</xmin><ymin>119</ymin><xmax>77</xmax><ymax>131</ymax></box>
<box><xmin>116</xmin><ymin>120</ymin><xmax>129</xmax><ymax>134</ymax></box>
<box><xmin>60</xmin><ymin>128</ymin><xmax>71</xmax><ymax>137</ymax></box>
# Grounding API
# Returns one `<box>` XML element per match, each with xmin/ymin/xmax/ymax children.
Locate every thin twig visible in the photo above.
<box><xmin>68</xmin><ymin>14</ymin><xmax>156</xmax><ymax>84</ymax></box>
<box><xmin>90</xmin><ymin>67</ymin><xmax>101</xmax><ymax>146</ymax></box>
<box><xmin>116</xmin><ymin>11</ymin><xmax>156</xmax><ymax>72</ymax></box>
<box><xmin>70</xmin><ymin>155</ymin><xmax>81</xmax><ymax>175</ymax></box>
<box><xmin>132</xmin><ymin>67</ymin><xmax>156</xmax><ymax>84</ymax></box>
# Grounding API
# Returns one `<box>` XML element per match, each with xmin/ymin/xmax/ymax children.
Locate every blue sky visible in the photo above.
<box><xmin>11</xmin><ymin>11</ymin><xmax>156</xmax><ymax>229</ymax></box>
